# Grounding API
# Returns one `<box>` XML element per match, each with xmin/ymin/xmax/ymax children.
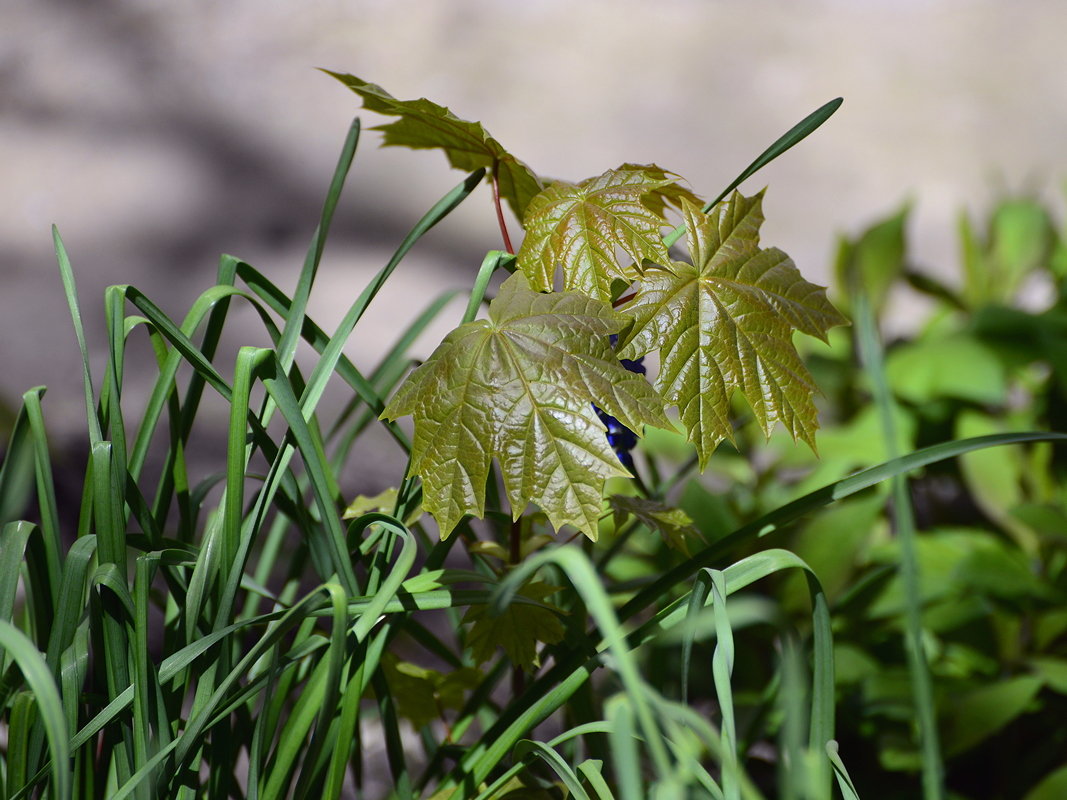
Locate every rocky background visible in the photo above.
<box><xmin>4</xmin><ymin>0</ymin><xmax>1066</xmax><ymax>453</ymax></box>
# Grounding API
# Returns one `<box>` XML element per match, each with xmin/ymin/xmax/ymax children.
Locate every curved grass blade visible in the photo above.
<box><xmin>469</xmin><ymin>722</ymin><xmax>613</xmax><ymax>800</ymax></box>
<box><xmin>826</xmin><ymin>741</ymin><xmax>862</xmax><ymax>800</ymax></box>
<box><xmin>708</xmin><ymin>570</ymin><xmax>739</xmax><ymax>800</ymax></box>
<box><xmin>0</xmin><ymin>620</ymin><xmax>71</xmax><ymax>800</ymax></box>
<box><xmin>512</xmin><ymin>740</ymin><xmax>592</xmax><ymax>800</ymax></box>
<box><xmin>0</xmin><ymin>395</ymin><xmax>36</xmax><ymax>528</ymax></box>
<box><xmin>463</xmin><ymin>250</ymin><xmax>513</xmax><ymax>325</ymax></box>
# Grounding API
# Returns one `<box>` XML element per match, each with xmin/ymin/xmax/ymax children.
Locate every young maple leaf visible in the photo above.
<box><xmin>324</xmin><ymin>72</ymin><xmax>543</xmax><ymax>221</ymax></box>
<box><xmin>618</xmin><ymin>192</ymin><xmax>848</xmax><ymax>469</ymax></box>
<box><xmin>516</xmin><ymin>165</ymin><xmax>696</xmax><ymax>302</ymax></box>
<box><xmin>461</xmin><ymin>582</ymin><xmax>566</xmax><ymax>671</ymax></box>
<box><xmin>608</xmin><ymin>494</ymin><xmax>704</xmax><ymax>557</ymax></box>
<box><xmin>381</xmin><ymin>272</ymin><xmax>669</xmax><ymax>539</ymax></box>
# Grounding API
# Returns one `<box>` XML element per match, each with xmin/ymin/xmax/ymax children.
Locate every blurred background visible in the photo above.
<box><xmin>4</xmin><ymin>0</ymin><xmax>1066</xmax><ymax>445</ymax></box>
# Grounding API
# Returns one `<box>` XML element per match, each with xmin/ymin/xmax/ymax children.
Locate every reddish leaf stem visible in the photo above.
<box><xmin>491</xmin><ymin>161</ymin><xmax>515</xmax><ymax>255</ymax></box>
<box><xmin>613</xmin><ymin>291</ymin><xmax>637</xmax><ymax>308</ymax></box>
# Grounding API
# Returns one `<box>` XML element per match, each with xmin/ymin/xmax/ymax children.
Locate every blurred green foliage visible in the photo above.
<box><xmin>646</xmin><ymin>191</ymin><xmax>1067</xmax><ymax>799</ymax></box>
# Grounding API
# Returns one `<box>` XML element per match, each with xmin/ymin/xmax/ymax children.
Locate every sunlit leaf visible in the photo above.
<box><xmin>382</xmin><ymin>272</ymin><xmax>669</xmax><ymax>538</ymax></box>
<box><xmin>517</xmin><ymin>165</ymin><xmax>694</xmax><ymax>301</ymax></box>
<box><xmin>342</xmin><ymin>487</ymin><xmax>397</xmax><ymax>519</ymax></box>
<box><xmin>608</xmin><ymin>494</ymin><xmax>704</xmax><ymax>556</ymax></box>
<box><xmin>619</xmin><ymin>192</ymin><xmax>848</xmax><ymax>467</ymax></box>
<box><xmin>463</xmin><ymin>582</ymin><xmax>565</xmax><ymax>671</ymax></box>
<box><xmin>324</xmin><ymin>72</ymin><xmax>542</xmax><ymax>221</ymax></box>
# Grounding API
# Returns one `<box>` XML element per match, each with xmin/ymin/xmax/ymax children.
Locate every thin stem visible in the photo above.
<box><xmin>509</xmin><ymin>518</ymin><xmax>522</xmax><ymax>565</ymax></box>
<box><xmin>491</xmin><ymin>161</ymin><xmax>515</xmax><ymax>255</ymax></box>
<box><xmin>509</xmin><ymin>517</ymin><xmax>525</xmax><ymax>695</ymax></box>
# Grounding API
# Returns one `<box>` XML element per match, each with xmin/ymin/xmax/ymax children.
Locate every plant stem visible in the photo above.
<box><xmin>491</xmin><ymin>161</ymin><xmax>515</xmax><ymax>254</ymax></box>
<box><xmin>509</xmin><ymin>517</ymin><xmax>525</xmax><ymax>695</ymax></box>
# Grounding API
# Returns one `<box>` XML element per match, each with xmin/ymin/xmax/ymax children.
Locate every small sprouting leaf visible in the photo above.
<box><xmin>381</xmin><ymin>272</ymin><xmax>669</xmax><ymax>538</ymax></box>
<box><xmin>608</xmin><ymin>494</ymin><xmax>704</xmax><ymax>556</ymax></box>
<box><xmin>516</xmin><ymin>165</ymin><xmax>695</xmax><ymax>301</ymax></box>
<box><xmin>324</xmin><ymin>72</ymin><xmax>542</xmax><ymax>221</ymax></box>
<box><xmin>619</xmin><ymin>193</ymin><xmax>848</xmax><ymax>468</ymax></box>
<box><xmin>381</xmin><ymin>656</ymin><xmax>481</xmax><ymax>729</ymax></box>
<box><xmin>462</xmin><ymin>582</ymin><xmax>565</xmax><ymax>671</ymax></box>
<box><xmin>342</xmin><ymin>487</ymin><xmax>397</xmax><ymax>519</ymax></box>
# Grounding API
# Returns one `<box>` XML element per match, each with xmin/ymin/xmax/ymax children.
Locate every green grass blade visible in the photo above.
<box><xmin>52</xmin><ymin>226</ymin><xmax>102</xmax><ymax>444</ymax></box>
<box><xmin>0</xmin><ymin>395</ymin><xmax>37</xmax><ymax>528</ymax></box>
<box><xmin>852</xmin><ymin>289</ymin><xmax>944</xmax><ymax>799</ymax></box>
<box><xmin>295</xmin><ymin>168</ymin><xmax>486</xmax><ymax>433</ymax></box>
<box><xmin>0</xmin><ymin>522</ymin><xmax>35</xmax><ymax>626</ymax></box>
<box><xmin>709</xmin><ymin>570</ymin><xmax>739</xmax><ymax>800</ymax></box>
<box><xmin>826</xmin><ymin>742</ymin><xmax>861</xmax><ymax>800</ymax></box>
<box><xmin>606</xmin><ymin>697</ymin><xmax>642</xmax><ymax>800</ymax></box>
<box><xmin>259</xmin><ymin>352</ymin><xmax>358</xmax><ymax>594</ymax></box>
<box><xmin>463</xmin><ymin>251</ymin><xmax>514</xmax><ymax>324</ymax></box>
<box><xmin>0</xmin><ymin>619</ymin><xmax>71</xmax><ymax>800</ymax></box>
<box><xmin>23</xmin><ymin>389</ymin><xmax>64</xmax><ymax>595</ymax></box>
<box><xmin>512</xmin><ymin>740</ymin><xmax>593</xmax><ymax>800</ymax></box>
<box><xmin>679</xmin><ymin>570</ymin><xmax>711</xmax><ymax>705</ymax></box>
<box><xmin>577</xmin><ymin>760</ymin><xmax>615</xmax><ymax>800</ymax></box>
<box><xmin>275</xmin><ymin>117</ymin><xmax>360</xmax><ymax>373</ymax></box>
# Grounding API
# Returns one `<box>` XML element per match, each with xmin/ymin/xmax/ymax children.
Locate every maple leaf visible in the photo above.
<box><xmin>462</xmin><ymin>582</ymin><xmax>566</xmax><ymax>671</ymax></box>
<box><xmin>381</xmin><ymin>272</ymin><xmax>669</xmax><ymax>538</ymax></box>
<box><xmin>516</xmin><ymin>165</ymin><xmax>694</xmax><ymax>301</ymax></box>
<box><xmin>618</xmin><ymin>193</ymin><xmax>848</xmax><ymax>468</ymax></box>
<box><xmin>324</xmin><ymin>72</ymin><xmax>542</xmax><ymax>221</ymax></box>
<box><xmin>608</xmin><ymin>494</ymin><xmax>704</xmax><ymax>556</ymax></box>
<box><xmin>380</xmin><ymin>656</ymin><xmax>482</xmax><ymax>729</ymax></box>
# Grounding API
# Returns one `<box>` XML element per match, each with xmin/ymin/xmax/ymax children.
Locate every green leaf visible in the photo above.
<box><xmin>1025</xmin><ymin>764</ymin><xmax>1067</xmax><ymax>800</ymax></box>
<box><xmin>608</xmin><ymin>494</ymin><xmax>704</xmax><ymax>556</ymax></box>
<box><xmin>834</xmin><ymin>203</ymin><xmax>909</xmax><ymax>314</ymax></box>
<box><xmin>619</xmin><ymin>192</ymin><xmax>847</xmax><ymax>467</ymax></box>
<box><xmin>342</xmin><ymin>487</ymin><xmax>397</xmax><ymax>519</ymax></box>
<box><xmin>941</xmin><ymin>675</ymin><xmax>1044</xmax><ymax>756</ymax></box>
<box><xmin>382</xmin><ymin>272</ymin><xmax>669</xmax><ymax>538</ymax></box>
<box><xmin>516</xmin><ymin>165</ymin><xmax>691</xmax><ymax>301</ymax></box>
<box><xmin>1031</xmin><ymin>657</ymin><xmax>1067</xmax><ymax>695</ymax></box>
<box><xmin>885</xmin><ymin>334</ymin><xmax>1007</xmax><ymax>405</ymax></box>
<box><xmin>381</xmin><ymin>655</ymin><xmax>482</xmax><ymax>729</ymax></box>
<box><xmin>990</xmin><ymin>199</ymin><xmax>1054</xmax><ymax>291</ymax></box>
<box><xmin>323</xmin><ymin>72</ymin><xmax>542</xmax><ymax>221</ymax></box>
<box><xmin>463</xmin><ymin>582</ymin><xmax>566</xmax><ymax>671</ymax></box>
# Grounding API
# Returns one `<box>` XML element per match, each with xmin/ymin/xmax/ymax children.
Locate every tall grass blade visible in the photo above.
<box><xmin>852</xmin><ymin>289</ymin><xmax>944</xmax><ymax>798</ymax></box>
<box><xmin>0</xmin><ymin>619</ymin><xmax>71</xmax><ymax>800</ymax></box>
<box><xmin>53</xmin><ymin>226</ymin><xmax>102</xmax><ymax>444</ymax></box>
<box><xmin>709</xmin><ymin>569</ymin><xmax>739</xmax><ymax>800</ymax></box>
<box><xmin>276</xmin><ymin>117</ymin><xmax>360</xmax><ymax>373</ymax></box>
